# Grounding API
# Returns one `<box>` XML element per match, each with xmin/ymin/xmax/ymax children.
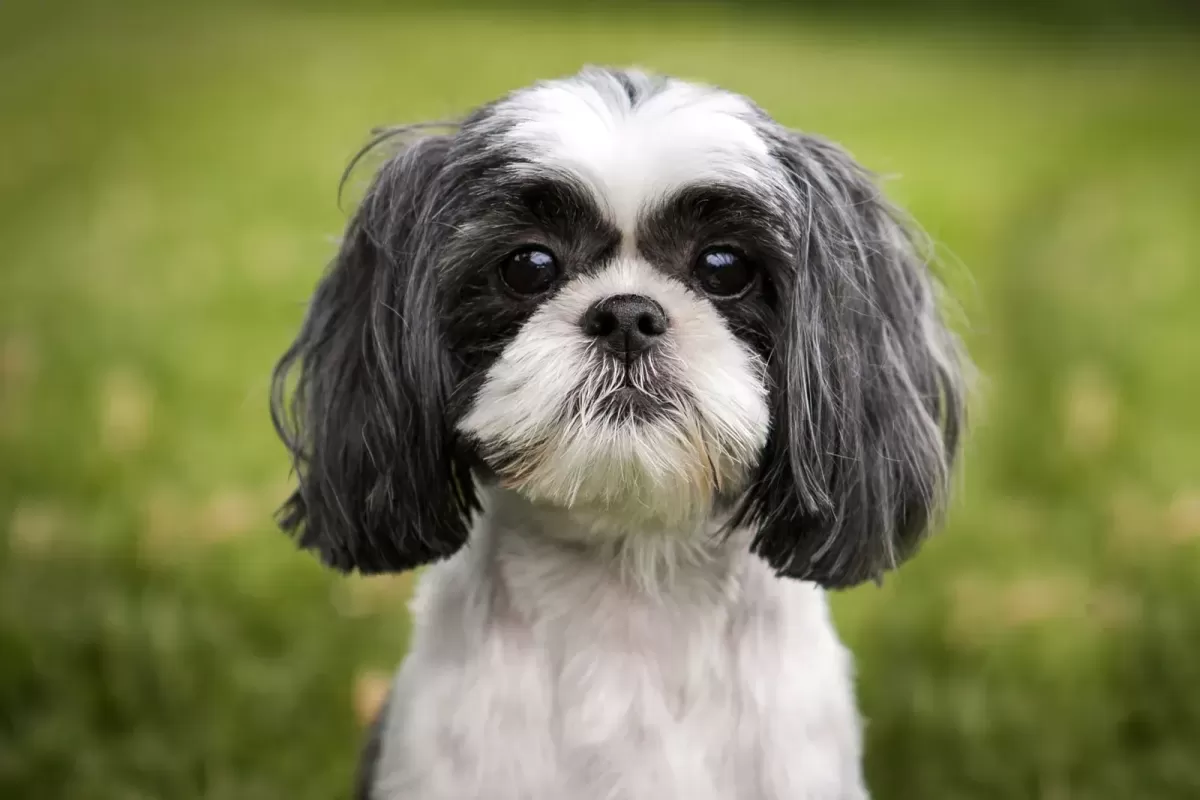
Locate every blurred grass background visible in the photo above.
<box><xmin>2</xmin><ymin>0</ymin><xmax>1199</xmax><ymax>798</ymax></box>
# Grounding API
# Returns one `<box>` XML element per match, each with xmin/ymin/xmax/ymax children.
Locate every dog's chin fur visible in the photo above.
<box><xmin>475</xmin><ymin>399</ymin><xmax>765</xmax><ymax>595</ymax></box>
<box><xmin>475</xmin><ymin>403</ymin><xmax>750</xmax><ymax>536</ymax></box>
<box><xmin>486</xmin><ymin>486</ymin><xmax>740</xmax><ymax>595</ymax></box>
<box><xmin>478</xmin><ymin>408</ymin><xmax>758</xmax><ymax>545</ymax></box>
<box><xmin>270</xmin><ymin>66</ymin><xmax>970</xmax><ymax>800</ymax></box>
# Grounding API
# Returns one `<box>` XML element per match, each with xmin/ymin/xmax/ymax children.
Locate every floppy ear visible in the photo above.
<box><xmin>739</xmin><ymin>132</ymin><xmax>967</xmax><ymax>589</ymax></box>
<box><xmin>270</xmin><ymin>130</ymin><xmax>477</xmax><ymax>573</ymax></box>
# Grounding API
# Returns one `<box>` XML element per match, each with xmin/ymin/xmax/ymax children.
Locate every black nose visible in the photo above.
<box><xmin>580</xmin><ymin>294</ymin><xmax>668</xmax><ymax>357</ymax></box>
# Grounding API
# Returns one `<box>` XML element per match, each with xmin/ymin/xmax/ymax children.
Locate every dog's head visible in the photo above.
<box><xmin>271</xmin><ymin>67</ymin><xmax>967</xmax><ymax>588</ymax></box>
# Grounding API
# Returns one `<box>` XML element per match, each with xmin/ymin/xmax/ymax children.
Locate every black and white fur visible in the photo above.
<box><xmin>272</xmin><ymin>67</ymin><xmax>967</xmax><ymax>800</ymax></box>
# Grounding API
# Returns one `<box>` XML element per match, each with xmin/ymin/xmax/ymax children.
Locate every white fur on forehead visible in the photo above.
<box><xmin>494</xmin><ymin>69</ymin><xmax>772</xmax><ymax>235</ymax></box>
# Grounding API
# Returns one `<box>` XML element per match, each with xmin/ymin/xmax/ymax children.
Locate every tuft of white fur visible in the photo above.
<box><xmin>492</xmin><ymin>68</ymin><xmax>772</xmax><ymax>238</ymax></box>
<box><xmin>457</xmin><ymin>258</ymin><xmax>770</xmax><ymax>545</ymax></box>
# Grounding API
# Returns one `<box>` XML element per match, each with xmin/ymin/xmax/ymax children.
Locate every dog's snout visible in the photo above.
<box><xmin>581</xmin><ymin>294</ymin><xmax>668</xmax><ymax>357</ymax></box>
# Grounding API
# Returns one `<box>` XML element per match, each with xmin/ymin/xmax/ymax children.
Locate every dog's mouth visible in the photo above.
<box><xmin>597</xmin><ymin>385</ymin><xmax>659</xmax><ymax>421</ymax></box>
<box><xmin>589</xmin><ymin>373</ymin><xmax>696</xmax><ymax>427</ymax></box>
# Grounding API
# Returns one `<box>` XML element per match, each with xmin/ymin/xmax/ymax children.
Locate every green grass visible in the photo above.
<box><xmin>2</xmin><ymin>2</ymin><xmax>1199</xmax><ymax>798</ymax></box>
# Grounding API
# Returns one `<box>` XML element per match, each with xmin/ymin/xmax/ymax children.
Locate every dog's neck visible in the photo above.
<box><xmin>394</xmin><ymin>487</ymin><xmax>859</xmax><ymax>800</ymax></box>
<box><xmin>445</xmin><ymin>486</ymin><xmax>760</xmax><ymax>638</ymax></box>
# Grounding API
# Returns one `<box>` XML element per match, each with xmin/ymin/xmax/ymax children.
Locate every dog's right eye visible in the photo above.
<box><xmin>499</xmin><ymin>247</ymin><xmax>559</xmax><ymax>296</ymax></box>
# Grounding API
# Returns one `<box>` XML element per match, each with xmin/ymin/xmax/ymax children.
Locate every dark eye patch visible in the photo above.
<box><xmin>636</xmin><ymin>184</ymin><xmax>788</xmax><ymax>273</ymax></box>
<box><xmin>636</xmin><ymin>183</ymin><xmax>787</xmax><ymax>360</ymax></box>
<box><xmin>438</xmin><ymin>170</ymin><xmax>620</xmax><ymax>377</ymax></box>
<box><xmin>512</xmin><ymin>176</ymin><xmax>616</xmax><ymax>244</ymax></box>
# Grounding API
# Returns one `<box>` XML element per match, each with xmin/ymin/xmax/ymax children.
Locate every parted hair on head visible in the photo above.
<box><xmin>269</xmin><ymin>66</ymin><xmax>967</xmax><ymax>589</ymax></box>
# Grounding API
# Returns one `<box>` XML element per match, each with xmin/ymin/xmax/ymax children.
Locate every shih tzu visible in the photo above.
<box><xmin>271</xmin><ymin>66</ymin><xmax>967</xmax><ymax>800</ymax></box>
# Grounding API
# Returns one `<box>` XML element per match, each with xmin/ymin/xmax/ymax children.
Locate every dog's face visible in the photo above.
<box><xmin>451</xmin><ymin>75</ymin><xmax>783</xmax><ymax>533</ymax></box>
<box><xmin>271</xmin><ymin>68</ymin><xmax>967</xmax><ymax>588</ymax></box>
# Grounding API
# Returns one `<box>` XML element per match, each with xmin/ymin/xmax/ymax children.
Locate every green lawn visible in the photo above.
<box><xmin>2</xmin><ymin>2</ymin><xmax>1199</xmax><ymax>798</ymax></box>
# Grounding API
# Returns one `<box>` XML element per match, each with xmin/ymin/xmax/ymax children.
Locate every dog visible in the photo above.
<box><xmin>270</xmin><ymin>66</ymin><xmax>967</xmax><ymax>800</ymax></box>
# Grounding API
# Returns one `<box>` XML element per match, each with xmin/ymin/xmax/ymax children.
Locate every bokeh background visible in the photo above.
<box><xmin>3</xmin><ymin>0</ymin><xmax>1199</xmax><ymax>797</ymax></box>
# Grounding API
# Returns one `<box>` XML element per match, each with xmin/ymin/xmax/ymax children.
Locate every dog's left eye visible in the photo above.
<box><xmin>499</xmin><ymin>247</ymin><xmax>559</xmax><ymax>296</ymax></box>
<box><xmin>694</xmin><ymin>247</ymin><xmax>756</xmax><ymax>298</ymax></box>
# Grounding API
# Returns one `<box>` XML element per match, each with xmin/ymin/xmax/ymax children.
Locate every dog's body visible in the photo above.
<box><xmin>272</xmin><ymin>67</ymin><xmax>967</xmax><ymax>800</ymax></box>
<box><xmin>363</xmin><ymin>489</ymin><xmax>865</xmax><ymax>799</ymax></box>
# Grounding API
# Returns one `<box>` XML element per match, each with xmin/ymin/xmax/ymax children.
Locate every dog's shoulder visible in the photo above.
<box><xmin>355</xmin><ymin>692</ymin><xmax>391</xmax><ymax>800</ymax></box>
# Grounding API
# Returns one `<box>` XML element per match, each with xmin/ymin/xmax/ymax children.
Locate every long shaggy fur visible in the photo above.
<box><xmin>735</xmin><ymin>130</ymin><xmax>967</xmax><ymax>588</ymax></box>
<box><xmin>270</xmin><ymin>133</ymin><xmax>478</xmax><ymax>573</ymax></box>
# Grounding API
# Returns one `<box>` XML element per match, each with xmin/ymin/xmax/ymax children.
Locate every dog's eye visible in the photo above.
<box><xmin>499</xmin><ymin>247</ymin><xmax>559</xmax><ymax>296</ymax></box>
<box><xmin>694</xmin><ymin>247</ymin><xmax>756</xmax><ymax>298</ymax></box>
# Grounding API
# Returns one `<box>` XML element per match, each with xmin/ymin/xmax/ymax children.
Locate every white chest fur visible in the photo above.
<box><xmin>372</xmin><ymin>494</ymin><xmax>869</xmax><ymax>800</ymax></box>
